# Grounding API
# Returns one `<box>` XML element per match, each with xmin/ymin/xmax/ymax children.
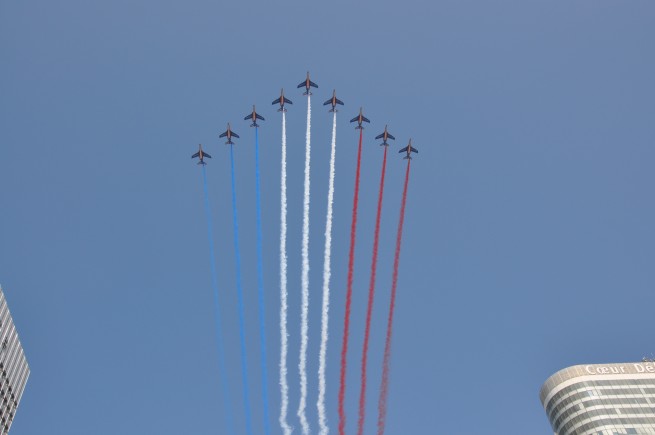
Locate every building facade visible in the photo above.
<box><xmin>0</xmin><ymin>287</ymin><xmax>29</xmax><ymax>434</ymax></box>
<box><xmin>541</xmin><ymin>362</ymin><xmax>655</xmax><ymax>435</ymax></box>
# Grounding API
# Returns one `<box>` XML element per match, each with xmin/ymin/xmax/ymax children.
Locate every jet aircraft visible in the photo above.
<box><xmin>399</xmin><ymin>139</ymin><xmax>418</xmax><ymax>160</ymax></box>
<box><xmin>350</xmin><ymin>107</ymin><xmax>370</xmax><ymax>129</ymax></box>
<box><xmin>297</xmin><ymin>71</ymin><xmax>318</xmax><ymax>95</ymax></box>
<box><xmin>244</xmin><ymin>105</ymin><xmax>265</xmax><ymax>127</ymax></box>
<box><xmin>375</xmin><ymin>125</ymin><xmax>395</xmax><ymax>146</ymax></box>
<box><xmin>191</xmin><ymin>144</ymin><xmax>211</xmax><ymax>165</ymax></box>
<box><xmin>323</xmin><ymin>90</ymin><xmax>344</xmax><ymax>112</ymax></box>
<box><xmin>272</xmin><ymin>88</ymin><xmax>293</xmax><ymax>112</ymax></box>
<box><xmin>219</xmin><ymin>123</ymin><xmax>240</xmax><ymax>145</ymax></box>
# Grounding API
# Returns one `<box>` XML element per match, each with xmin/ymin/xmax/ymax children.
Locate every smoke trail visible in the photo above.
<box><xmin>339</xmin><ymin>128</ymin><xmax>364</xmax><ymax>435</ymax></box>
<box><xmin>255</xmin><ymin>127</ymin><xmax>271</xmax><ymax>435</ymax></box>
<box><xmin>377</xmin><ymin>160</ymin><xmax>411</xmax><ymax>435</ymax></box>
<box><xmin>317</xmin><ymin>111</ymin><xmax>337</xmax><ymax>435</ymax></box>
<box><xmin>201</xmin><ymin>165</ymin><xmax>236</xmax><ymax>435</ymax></box>
<box><xmin>298</xmin><ymin>94</ymin><xmax>312</xmax><ymax>435</ymax></box>
<box><xmin>279</xmin><ymin>112</ymin><xmax>292</xmax><ymax>435</ymax></box>
<box><xmin>357</xmin><ymin>147</ymin><xmax>388</xmax><ymax>435</ymax></box>
<box><xmin>229</xmin><ymin>145</ymin><xmax>253</xmax><ymax>435</ymax></box>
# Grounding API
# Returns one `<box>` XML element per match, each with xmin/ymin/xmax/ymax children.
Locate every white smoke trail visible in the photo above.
<box><xmin>279</xmin><ymin>112</ymin><xmax>292</xmax><ymax>435</ymax></box>
<box><xmin>298</xmin><ymin>94</ymin><xmax>312</xmax><ymax>435</ymax></box>
<box><xmin>317</xmin><ymin>111</ymin><xmax>337</xmax><ymax>435</ymax></box>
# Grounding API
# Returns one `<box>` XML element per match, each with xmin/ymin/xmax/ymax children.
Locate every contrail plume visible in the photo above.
<box><xmin>317</xmin><ymin>111</ymin><xmax>337</xmax><ymax>435</ymax></box>
<box><xmin>201</xmin><ymin>165</ymin><xmax>236</xmax><ymax>435</ymax></box>
<box><xmin>357</xmin><ymin>146</ymin><xmax>388</xmax><ymax>435</ymax></box>
<box><xmin>279</xmin><ymin>112</ymin><xmax>292</xmax><ymax>435</ymax></box>
<box><xmin>229</xmin><ymin>145</ymin><xmax>253</xmax><ymax>435</ymax></box>
<box><xmin>255</xmin><ymin>126</ymin><xmax>271</xmax><ymax>435</ymax></box>
<box><xmin>377</xmin><ymin>160</ymin><xmax>411</xmax><ymax>435</ymax></box>
<box><xmin>339</xmin><ymin>128</ymin><xmax>364</xmax><ymax>435</ymax></box>
<box><xmin>297</xmin><ymin>94</ymin><xmax>312</xmax><ymax>435</ymax></box>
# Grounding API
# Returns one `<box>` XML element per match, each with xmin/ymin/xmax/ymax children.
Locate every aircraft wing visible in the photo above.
<box><xmin>244</xmin><ymin>114</ymin><xmax>254</xmax><ymax>120</ymax></box>
<box><xmin>297</xmin><ymin>81</ymin><xmax>305</xmax><ymax>88</ymax></box>
<box><xmin>323</xmin><ymin>99</ymin><xmax>332</xmax><ymax>106</ymax></box>
<box><xmin>283</xmin><ymin>97</ymin><xmax>293</xmax><ymax>104</ymax></box>
<box><xmin>204</xmin><ymin>152</ymin><xmax>212</xmax><ymax>159</ymax></box>
<box><xmin>309</xmin><ymin>80</ymin><xmax>318</xmax><ymax>88</ymax></box>
<box><xmin>410</xmin><ymin>146</ymin><xmax>418</xmax><ymax>153</ymax></box>
<box><xmin>388</xmin><ymin>133</ymin><xmax>395</xmax><ymax>140</ymax></box>
<box><xmin>362</xmin><ymin>116</ymin><xmax>370</xmax><ymax>123</ymax></box>
<box><xmin>350</xmin><ymin>116</ymin><xmax>359</xmax><ymax>123</ymax></box>
<box><xmin>256</xmin><ymin>113</ymin><xmax>265</xmax><ymax>121</ymax></box>
<box><xmin>375</xmin><ymin>133</ymin><xmax>384</xmax><ymax>140</ymax></box>
<box><xmin>219</xmin><ymin>132</ymin><xmax>228</xmax><ymax>138</ymax></box>
<box><xmin>232</xmin><ymin>132</ymin><xmax>240</xmax><ymax>139</ymax></box>
<box><xmin>335</xmin><ymin>98</ymin><xmax>344</xmax><ymax>105</ymax></box>
<box><xmin>272</xmin><ymin>97</ymin><xmax>281</xmax><ymax>105</ymax></box>
<box><xmin>399</xmin><ymin>146</ymin><xmax>408</xmax><ymax>154</ymax></box>
<box><xmin>192</xmin><ymin>152</ymin><xmax>200</xmax><ymax>158</ymax></box>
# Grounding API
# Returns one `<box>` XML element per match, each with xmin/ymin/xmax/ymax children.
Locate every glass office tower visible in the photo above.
<box><xmin>0</xmin><ymin>287</ymin><xmax>29</xmax><ymax>434</ymax></box>
<box><xmin>541</xmin><ymin>362</ymin><xmax>655</xmax><ymax>435</ymax></box>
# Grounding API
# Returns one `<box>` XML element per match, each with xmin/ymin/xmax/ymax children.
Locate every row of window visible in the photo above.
<box><xmin>572</xmin><ymin>417</ymin><xmax>655</xmax><ymax>435</ymax></box>
<box><xmin>549</xmin><ymin>381</ymin><xmax>655</xmax><ymax>415</ymax></box>
<box><xmin>548</xmin><ymin>381</ymin><xmax>655</xmax><ymax>419</ymax></box>
<box><xmin>551</xmin><ymin>389</ymin><xmax>655</xmax><ymax>423</ymax></box>
<box><xmin>0</xmin><ymin>297</ymin><xmax>25</xmax><ymax>435</ymax></box>
<box><xmin>558</xmin><ymin>407</ymin><xmax>655</xmax><ymax>433</ymax></box>
<box><xmin>560</xmin><ymin>413</ymin><xmax>655</xmax><ymax>435</ymax></box>
<box><xmin>554</xmin><ymin>396</ymin><xmax>655</xmax><ymax>432</ymax></box>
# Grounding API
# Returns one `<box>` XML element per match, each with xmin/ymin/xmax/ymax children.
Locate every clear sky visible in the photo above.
<box><xmin>1</xmin><ymin>1</ymin><xmax>654</xmax><ymax>434</ymax></box>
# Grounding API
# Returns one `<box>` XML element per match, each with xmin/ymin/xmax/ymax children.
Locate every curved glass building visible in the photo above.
<box><xmin>540</xmin><ymin>362</ymin><xmax>655</xmax><ymax>435</ymax></box>
<box><xmin>0</xmin><ymin>287</ymin><xmax>29</xmax><ymax>434</ymax></box>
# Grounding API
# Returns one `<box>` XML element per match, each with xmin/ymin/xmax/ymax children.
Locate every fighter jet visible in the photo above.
<box><xmin>350</xmin><ymin>107</ymin><xmax>370</xmax><ymax>129</ymax></box>
<box><xmin>375</xmin><ymin>125</ymin><xmax>395</xmax><ymax>146</ymax></box>
<box><xmin>244</xmin><ymin>105</ymin><xmax>265</xmax><ymax>127</ymax></box>
<box><xmin>297</xmin><ymin>71</ymin><xmax>318</xmax><ymax>96</ymax></box>
<box><xmin>399</xmin><ymin>139</ymin><xmax>418</xmax><ymax>160</ymax></box>
<box><xmin>272</xmin><ymin>88</ymin><xmax>293</xmax><ymax>112</ymax></box>
<box><xmin>191</xmin><ymin>144</ymin><xmax>211</xmax><ymax>165</ymax></box>
<box><xmin>323</xmin><ymin>90</ymin><xmax>344</xmax><ymax>112</ymax></box>
<box><xmin>219</xmin><ymin>123</ymin><xmax>240</xmax><ymax>145</ymax></box>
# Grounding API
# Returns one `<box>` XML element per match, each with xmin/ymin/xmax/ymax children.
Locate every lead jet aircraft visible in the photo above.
<box><xmin>191</xmin><ymin>144</ymin><xmax>211</xmax><ymax>165</ymax></box>
<box><xmin>297</xmin><ymin>71</ymin><xmax>318</xmax><ymax>95</ymax></box>
<box><xmin>272</xmin><ymin>88</ymin><xmax>293</xmax><ymax>112</ymax></box>
<box><xmin>219</xmin><ymin>123</ymin><xmax>240</xmax><ymax>145</ymax></box>
<box><xmin>323</xmin><ymin>90</ymin><xmax>344</xmax><ymax>112</ymax></box>
<box><xmin>375</xmin><ymin>125</ymin><xmax>395</xmax><ymax>146</ymax></box>
<box><xmin>350</xmin><ymin>107</ymin><xmax>370</xmax><ymax>129</ymax></box>
<box><xmin>399</xmin><ymin>139</ymin><xmax>418</xmax><ymax>160</ymax></box>
<box><xmin>244</xmin><ymin>105</ymin><xmax>265</xmax><ymax>127</ymax></box>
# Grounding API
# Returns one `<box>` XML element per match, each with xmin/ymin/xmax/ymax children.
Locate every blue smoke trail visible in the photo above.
<box><xmin>201</xmin><ymin>165</ymin><xmax>235</xmax><ymax>435</ymax></box>
<box><xmin>229</xmin><ymin>145</ymin><xmax>253</xmax><ymax>435</ymax></box>
<box><xmin>255</xmin><ymin>127</ymin><xmax>271</xmax><ymax>435</ymax></box>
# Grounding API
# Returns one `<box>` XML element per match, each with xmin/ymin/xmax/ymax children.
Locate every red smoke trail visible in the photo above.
<box><xmin>339</xmin><ymin>128</ymin><xmax>364</xmax><ymax>435</ymax></box>
<box><xmin>376</xmin><ymin>160</ymin><xmax>411</xmax><ymax>435</ymax></box>
<box><xmin>357</xmin><ymin>146</ymin><xmax>388</xmax><ymax>435</ymax></box>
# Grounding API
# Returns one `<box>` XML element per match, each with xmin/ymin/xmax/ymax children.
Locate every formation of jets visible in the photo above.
<box><xmin>192</xmin><ymin>72</ymin><xmax>419</xmax><ymax>161</ymax></box>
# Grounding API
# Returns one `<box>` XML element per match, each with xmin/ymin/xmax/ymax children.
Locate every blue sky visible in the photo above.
<box><xmin>1</xmin><ymin>1</ymin><xmax>654</xmax><ymax>434</ymax></box>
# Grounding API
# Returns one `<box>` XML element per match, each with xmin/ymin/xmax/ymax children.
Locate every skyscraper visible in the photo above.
<box><xmin>0</xmin><ymin>287</ymin><xmax>29</xmax><ymax>434</ymax></box>
<box><xmin>540</xmin><ymin>361</ymin><xmax>655</xmax><ymax>434</ymax></box>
